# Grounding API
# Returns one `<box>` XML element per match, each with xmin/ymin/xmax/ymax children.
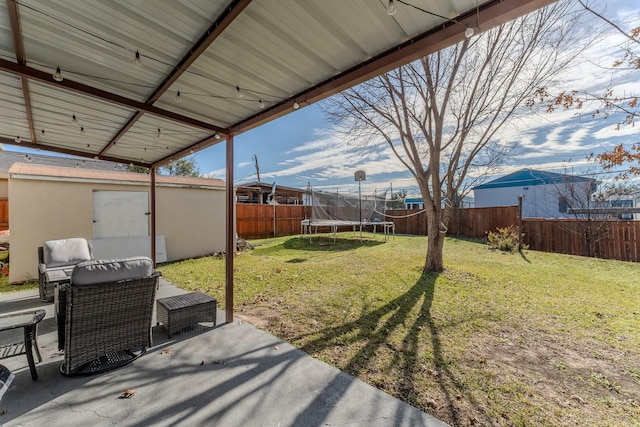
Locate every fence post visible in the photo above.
<box><xmin>518</xmin><ymin>194</ymin><xmax>524</xmax><ymax>251</ymax></box>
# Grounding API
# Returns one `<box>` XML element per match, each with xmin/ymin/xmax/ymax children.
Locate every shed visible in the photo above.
<box><xmin>8</xmin><ymin>162</ymin><xmax>226</xmax><ymax>283</ymax></box>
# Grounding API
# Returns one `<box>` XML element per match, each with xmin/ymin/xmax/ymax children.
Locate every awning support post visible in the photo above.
<box><xmin>225</xmin><ymin>135</ymin><xmax>235</xmax><ymax>323</ymax></box>
<box><xmin>150</xmin><ymin>167</ymin><xmax>157</xmax><ymax>268</ymax></box>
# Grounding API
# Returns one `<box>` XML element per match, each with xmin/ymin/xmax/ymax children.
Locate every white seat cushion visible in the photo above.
<box><xmin>71</xmin><ymin>257</ymin><xmax>154</xmax><ymax>285</ymax></box>
<box><xmin>43</xmin><ymin>238</ymin><xmax>92</xmax><ymax>268</ymax></box>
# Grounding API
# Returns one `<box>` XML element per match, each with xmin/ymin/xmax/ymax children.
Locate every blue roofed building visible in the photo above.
<box><xmin>404</xmin><ymin>195</ymin><xmax>425</xmax><ymax>210</ymax></box>
<box><xmin>473</xmin><ymin>169</ymin><xmax>598</xmax><ymax>218</ymax></box>
<box><xmin>403</xmin><ymin>194</ymin><xmax>473</xmax><ymax>210</ymax></box>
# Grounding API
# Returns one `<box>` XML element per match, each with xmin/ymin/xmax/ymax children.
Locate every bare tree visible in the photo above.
<box><xmin>553</xmin><ymin>172</ymin><xmax>605</xmax><ymax>257</ymax></box>
<box><xmin>322</xmin><ymin>1</ymin><xmax>591</xmax><ymax>271</ymax></box>
<box><xmin>553</xmin><ymin>171</ymin><xmax>639</xmax><ymax>257</ymax></box>
<box><xmin>544</xmin><ymin>0</ymin><xmax>640</xmax><ymax>178</ymax></box>
<box><xmin>549</xmin><ymin>0</ymin><xmax>640</xmax><ymax>124</ymax></box>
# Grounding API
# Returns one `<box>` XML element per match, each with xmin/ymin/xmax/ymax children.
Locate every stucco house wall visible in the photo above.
<box><xmin>8</xmin><ymin>163</ymin><xmax>226</xmax><ymax>283</ymax></box>
<box><xmin>473</xmin><ymin>169</ymin><xmax>596</xmax><ymax>219</ymax></box>
<box><xmin>155</xmin><ymin>184</ymin><xmax>226</xmax><ymax>261</ymax></box>
<box><xmin>474</xmin><ymin>183</ymin><xmax>565</xmax><ymax>218</ymax></box>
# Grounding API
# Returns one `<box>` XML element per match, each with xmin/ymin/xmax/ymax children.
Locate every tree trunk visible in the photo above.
<box><xmin>425</xmin><ymin>213</ymin><xmax>445</xmax><ymax>272</ymax></box>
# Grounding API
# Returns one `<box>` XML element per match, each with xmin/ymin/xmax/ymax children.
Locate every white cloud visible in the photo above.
<box><xmin>202</xmin><ymin>168</ymin><xmax>226</xmax><ymax>179</ymax></box>
<box><xmin>593</xmin><ymin>123</ymin><xmax>640</xmax><ymax>139</ymax></box>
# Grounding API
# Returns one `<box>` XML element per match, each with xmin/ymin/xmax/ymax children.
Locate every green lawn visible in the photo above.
<box><xmin>51</xmin><ymin>233</ymin><xmax>640</xmax><ymax>426</ymax></box>
<box><xmin>0</xmin><ymin>276</ymin><xmax>37</xmax><ymax>294</ymax></box>
<box><xmin>159</xmin><ymin>234</ymin><xmax>639</xmax><ymax>426</ymax></box>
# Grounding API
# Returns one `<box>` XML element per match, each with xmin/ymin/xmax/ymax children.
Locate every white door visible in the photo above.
<box><xmin>93</xmin><ymin>191</ymin><xmax>149</xmax><ymax>238</ymax></box>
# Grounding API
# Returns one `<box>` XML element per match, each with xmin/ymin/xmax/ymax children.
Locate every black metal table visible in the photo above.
<box><xmin>0</xmin><ymin>310</ymin><xmax>46</xmax><ymax>380</ymax></box>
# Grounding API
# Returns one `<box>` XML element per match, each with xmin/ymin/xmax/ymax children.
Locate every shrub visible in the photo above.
<box><xmin>487</xmin><ymin>226</ymin><xmax>527</xmax><ymax>252</ymax></box>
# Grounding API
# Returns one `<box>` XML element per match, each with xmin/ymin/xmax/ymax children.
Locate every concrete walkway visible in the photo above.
<box><xmin>0</xmin><ymin>280</ymin><xmax>447</xmax><ymax>427</ymax></box>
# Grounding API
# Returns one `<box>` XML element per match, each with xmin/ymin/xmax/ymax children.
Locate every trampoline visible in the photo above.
<box><xmin>302</xmin><ymin>185</ymin><xmax>394</xmax><ymax>242</ymax></box>
<box><xmin>301</xmin><ymin>219</ymin><xmax>394</xmax><ymax>242</ymax></box>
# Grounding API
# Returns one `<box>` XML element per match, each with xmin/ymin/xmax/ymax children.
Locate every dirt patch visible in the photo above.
<box><xmin>462</xmin><ymin>327</ymin><xmax>640</xmax><ymax>425</ymax></box>
<box><xmin>235</xmin><ymin>305</ymin><xmax>281</xmax><ymax>328</ymax></box>
<box><xmin>479</xmin><ymin>326</ymin><xmax>639</xmax><ymax>397</ymax></box>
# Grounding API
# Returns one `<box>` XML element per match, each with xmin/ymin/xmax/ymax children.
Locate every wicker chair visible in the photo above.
<box><xmin>60</xmin><ymin>257</ymin><xmax>159</xmax><ymax>376</ymax></box>
<box><xmin>38</xmin><ymin>238</ymin><xmax>94</xmax><ymax>302</ymax></box>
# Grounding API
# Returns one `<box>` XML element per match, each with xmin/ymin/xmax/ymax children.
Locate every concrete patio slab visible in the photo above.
<box><xmin>0</xmin><ymin>280</ymin><xmax>447</xmax><ymax>426</ymax></box>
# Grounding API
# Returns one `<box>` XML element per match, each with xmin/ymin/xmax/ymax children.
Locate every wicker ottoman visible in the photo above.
<box><xmin>156</xmin><ymin>292</ymin><xmax>217</xmax><ymax>337</ymax></box>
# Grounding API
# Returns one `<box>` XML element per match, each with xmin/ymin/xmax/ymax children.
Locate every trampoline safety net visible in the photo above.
<box><xmin>310</xmin><ymin>188</ymin><xmax>388</xmax><ymax>223</ymax></box>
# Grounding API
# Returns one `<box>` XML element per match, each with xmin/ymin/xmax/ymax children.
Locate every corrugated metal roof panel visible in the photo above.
<box><xmin>0</xmin><ymin>73</ymin><xmax>29</xmax><ymax>139</ymax></box>
<box><xmin>0</xmin><ymin>2</ymin><xmax>16</xmax><ymax>60</ymax></box>
<box><xmin>27</xmin><ymin>81</ymin><xmax>135</xmax><ymax>154</ymax></box>
<box><xmin>18</xmin><ymin>0</ymin><xmax>225</xmax><ymax>102</ymax></box>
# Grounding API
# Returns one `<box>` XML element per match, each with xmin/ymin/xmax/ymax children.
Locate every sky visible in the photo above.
<box><xmin>8</xmin><ymin>0</ymin><xmax>640</xmax><ymax>198</ymax></box>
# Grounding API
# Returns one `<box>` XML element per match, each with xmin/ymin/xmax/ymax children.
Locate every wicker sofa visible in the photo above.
<box><xmin>38</xmin><ymin>238</ymin><xmax>94</xmax><ymax>302</ymax></box>
<box><xmin>60</xmin><ymin>256</ymin><xmax>160</xmax><ymax>376</ymax></box>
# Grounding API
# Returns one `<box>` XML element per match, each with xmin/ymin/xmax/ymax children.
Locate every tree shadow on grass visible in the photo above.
<box><xmin>295</xmin><ymin>271</ymin><xmax>494</xmax><ymax>426</ymax></box>
<box><xmin>519</xmin><ymin>249</ymin><xmax>532</xmax><ymax>263</ymax></box>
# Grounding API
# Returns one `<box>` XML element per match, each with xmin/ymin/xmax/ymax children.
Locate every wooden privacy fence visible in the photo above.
<box><xmin>384</xmin><ymin>206</ymin><xmax>518</xmax><ymax>238</ymax></box>
<box><xmin>385</xmin><ymin>209</ymin><xmax>427</xmax><ymax>235</ymax></box>
<box><xmin>236</xmin><ymin>205</ymin><xmax>520</xmax><ymax>240</ymax></box>
<box><xmin>523</xmin><ymin>219</ymin><xmax>639</xmax><ymax>262</ymax></box>
<box><xmin>449</xmin><ymin>206</ymin><xmax>519</xmax><ymax>237</ymax></box>
<box><xmin>236</xmin><ymin>204</ymin><xmax>307</xmax><ymax>239</ymax></box>
<box><xmin>0</xmin><ymin>198</ymin><xmax>7</xmax><ymax>231</ymax></box>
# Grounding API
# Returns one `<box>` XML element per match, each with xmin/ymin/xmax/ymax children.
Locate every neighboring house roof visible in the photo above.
<box><xmin>8</xmin><ymin>163</ymin><xmax>225</xmax><ymax>188</ymax></box>
<box><xmin>237</xmin><ymin>181</ymin><xmax>306</xmax><ymax>194</ymax></box>
<box><xmin>405</xmin><ymin>197</ymin><xmax>423</xmax><ymax>204</ymax></box>
<box><xmin>404</xmin><ymin>195</ymin><xmax>473</xmax><ymax>204</ymax></box>
<box><xmin>0</xmin><ymin>149</ymin><xmax>117</xmax><ymax>174</ymax></box>
<box><xmin>473</xmin><ymin>169</ymin><xmax>595</xmax><ymax>190</ymax></box>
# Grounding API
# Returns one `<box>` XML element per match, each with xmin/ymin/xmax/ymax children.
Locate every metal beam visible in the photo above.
<box><xmin>0</xmin><ymin>137</ymin><xmax>150</xmax><ymax>167</ymax></box>
<box><xmin>230</xmin><ymin>0</ymin><xmax>558</xmax><ymax>134</ymax></box>
<box><xmin>151</xmin><ymin>134</ymin><xmax>224</xmax><ymax>168</ymax></box>
<box><xmin>99</xmin><ymin>112</ymin><xmax>144</xmax><ymax>157</ymax></box>
<box><xmin>0</xmin><ymin>58</ymin><xmax>228</xmax><ymax>135</ymax></box>
<box><xmin>6</xmin><ymin>0</ymin><xmax>36</xmax><ymax>144</ymax></box>
<box><xmin>101</xmin><ymin>0</ymin><xmax>250</xmax><ymax>156</ymax></box>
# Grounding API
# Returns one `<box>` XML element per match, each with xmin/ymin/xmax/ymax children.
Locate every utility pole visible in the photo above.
<box><xmin>253</xmin><ymin>154</ymin><xmax>261</xmax><ymax>182</ymax></box>
<box><xmin>355</xmin><ymin>170</ymin><xmax>366</xmax><ymax>241</ymax></box>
